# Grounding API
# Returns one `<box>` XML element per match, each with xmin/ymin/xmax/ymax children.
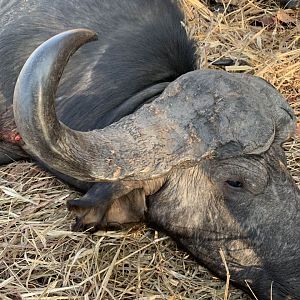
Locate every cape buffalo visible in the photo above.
<box><xmin>1</xmin><ymin>1</ymin><xmax>300</xmax><ymax>299</ymax></box>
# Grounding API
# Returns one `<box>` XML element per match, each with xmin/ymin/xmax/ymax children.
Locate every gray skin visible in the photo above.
<box><xmin>13</xmin><ymin>29</ymin><xmax>300</xmax><ymax>299</ymax></box>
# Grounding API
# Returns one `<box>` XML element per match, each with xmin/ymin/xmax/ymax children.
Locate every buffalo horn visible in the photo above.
<box><xmin>13</xmin><ymin>29</ymin><xmax>296</xmax><ymax>182</ymax></box>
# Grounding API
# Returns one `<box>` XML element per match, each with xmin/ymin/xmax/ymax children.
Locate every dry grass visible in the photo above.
<box><xmin>0</xmin><ymin>162</ymin><xmax>249</xmax><ymax>300</ymax></box>
<box><xmin>0</xmin><ymin>1</ymin><xmax>299</xmax><ymax>299</ymax></box>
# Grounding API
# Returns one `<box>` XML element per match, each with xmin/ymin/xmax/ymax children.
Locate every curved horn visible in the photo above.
<box><xmin>13</xmin><ymin>29</ymin><xmax>294</xmax><ymax>182</ymax></box>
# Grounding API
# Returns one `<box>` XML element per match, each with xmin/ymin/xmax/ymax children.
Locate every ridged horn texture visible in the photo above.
<box><xmin>13</xmin><ymin>29</ymin><xmax>296</xmax><ymax>182</ymax></box>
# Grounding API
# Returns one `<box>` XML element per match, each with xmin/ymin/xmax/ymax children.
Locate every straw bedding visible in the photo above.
<box><xmin>0</xmin><ymin>0</ymin><xmax>299</xmax><ymax>299</ymax></box>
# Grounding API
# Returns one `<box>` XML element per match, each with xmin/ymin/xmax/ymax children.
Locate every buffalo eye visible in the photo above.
<box><xmin>226</xmin><ymin>180</ymin><xmax>243</xmax><ymax>189</ymax></box>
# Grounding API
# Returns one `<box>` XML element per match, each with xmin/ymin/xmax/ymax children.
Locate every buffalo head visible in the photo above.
<box><xmin>13</xmin><ymin>29</ymin><xmax>300</xmax><ymax>299</ymax></box>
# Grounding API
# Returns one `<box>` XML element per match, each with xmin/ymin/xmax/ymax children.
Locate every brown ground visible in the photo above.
<box><xmin>0</xmin><ymin>1</ymin><xmax>299</xmax><ymax>299</ymax></box>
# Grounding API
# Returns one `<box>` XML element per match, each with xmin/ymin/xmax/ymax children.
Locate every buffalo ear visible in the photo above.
<box><xmin>69</xmin><ymin>188</ymin><xmax>147</xmax><ymax>232</ymax></box>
